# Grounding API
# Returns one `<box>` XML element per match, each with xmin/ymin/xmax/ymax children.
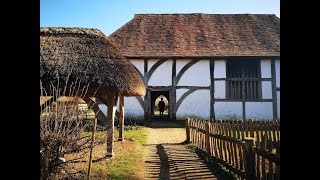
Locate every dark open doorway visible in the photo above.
<box><xmin>151</xmin><ymin>91</ymin><xmax>170</xmax><ymax>120</ymax></box>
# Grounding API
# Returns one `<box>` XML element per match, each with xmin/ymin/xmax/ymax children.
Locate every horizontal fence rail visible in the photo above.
<box><xmin>186</xmin><ymin>118</ymin><xmax>280</xmax><ymax>180</ymax></box>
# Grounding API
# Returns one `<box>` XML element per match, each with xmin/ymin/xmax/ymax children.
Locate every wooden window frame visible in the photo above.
<box><xmin>226</xmin><ymin>59</ymin><xmax>262</xmax><ymax>100</ymax></box>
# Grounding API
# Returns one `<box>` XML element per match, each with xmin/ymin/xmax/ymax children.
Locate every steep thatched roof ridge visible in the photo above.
<box><xmin>40</xmin><ymin>27</ymin><xmax>145</xmax><ymax>97</ymax></box>
<box><xmin>108</xmin><ymin>13</ymin><xmax>280</xmax><ymax>57</ymax></box>
<box><xmin>40</xmin><ymin>27</ymin><xmax>105</xmax><ymax>37</ymax></box>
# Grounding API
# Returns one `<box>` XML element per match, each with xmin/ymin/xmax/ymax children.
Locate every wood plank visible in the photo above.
<box><xmin>222</xmin><ymin>122</ymin><xmax>228</xmax><ymax>162</ymax></box>
<box><xmin>176</xmin><ymin>86</ymin><xmax>210</xmax><ymax>89</ymax></box>
<box><xmin>118</xmin><ymin>94</ymin><xmax>124</xmax><ymax>141</ymax></box>
<box><xmin>144</xmin><ymin>59</ymin><xmax>148</xmax><ymax>120</ymax></box>
<box><xmin>214</xmin><ymin>99</ymin><xmax>273</xmax><ymax>102</ymax></box>
<box><xmin>268</xmin><ymin>140</ymin><xmax>274</xmax><ymax>180</ymax></box>
<box><xmin>99</xmin><ymin>93</ymin><xmax>117</xmax><ymax>157</ymax></box>
<box><xmin>272</xmin><ymin>120</ymin><xmax>277</xmax><ymax>143</ymax></box>
<box><xmin>239</xmin><ymin>143</ymin><xmax>244</xmax><ymax>171</ymax></box>
<box><xmin>135</xmin><ymin>96</ymin><xmax>144</xmax><ymax>109</ymax></box>
<box><xmin>172</xmin><ymin>59</ymin><xmax>177</xmax><ymax>120</ymax></box>
<box><xmin>226</xmin><ymin>122</ymin><xmax>231</xmax><ymax>164</ymax></box>
<box><xmin>266</xmin><ymin>121</ymin><xmax>272</xmax><ymax>141</ymax></box>
<box><xmin>215</xmin><ymin>77</ymin><xmax>272</xmax><ymax>81</ymax></box>
<box><xmin>217</xmin><ymin>123</ymin><xmax>223</xmax><ymax>160</ymax></box>
<box><xmin>271</xmin><ymin>59</ymin><xmax>278</xmax><ymax>119</ymax></box>
<box><xmin>232</xmin><ymin>122</ymin><xmax>239</xmax><ymax>169</ymax></box>
<box><xmin>229</xmin><ymin>123</ymin><xmax>235</xmax><ymax>166</ymax></box>
<box><xmin>210</xmin><ymin>60</ymin><xmax>215</xmax><ymax>121</ymax></box>
<box><xmin>275</xmin><ymin>165</ymin><xmax>280</xmax><ymax>180</ymax></box>
<box><xmin>248</xmin><ymin>119</ymin><xmax>253</xmax><ymax>138</ymax></box>
<box><xmin>255</xmin><ymin>147</ymin><xmax>280</xmax><ymax>165</ymax></box>
<box><xmin>262</xmin><ymin>134</ymin><xmax>267</xmax><ymax>180</ymax></box>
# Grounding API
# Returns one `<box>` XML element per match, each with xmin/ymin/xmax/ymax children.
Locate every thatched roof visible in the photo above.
<box><xmin>108</xmin><ymin>14</ymin><xmax>280</xmax><ymax>58</ymax></box>
<box><xmin>40</xmin><ymin>27</ymin><xmax>145</xmax><ymax>97</ymax></box>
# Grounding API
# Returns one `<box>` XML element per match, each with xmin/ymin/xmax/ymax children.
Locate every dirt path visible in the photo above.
<box><xmin>143</xmin><ymin>121</ymin><xmax>217</xmax><ymax>180</ymax></box>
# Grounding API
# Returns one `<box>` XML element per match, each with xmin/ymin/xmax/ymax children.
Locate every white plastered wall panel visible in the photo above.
<box><xmin>124</xmin><ymin>97</ymin><xmax>144</xmax><ymax>117</ymax></box>
<box><xmin>262</xmin><ymin>81</ymin><xmax>272</xmax><ymax>99</ymax></box>
<box><xmin>277</xmin><ymin>91</ymin><xmax>280</xmax><ymax>119</ymax></box>
<box><xmin>275</xmin><ymin>60</ymin><xmax>280</xmax><ymax>88</ymax></box>
<box><xmin>129</xmin><ymin>59</ymin><xmax>144</xmax><ymax>76</ymax></box>
<box><xmin>261</xmin><ymin>60</ymin><xmax>271</xmax><ymax>78</ymax></box>
<box><xmin>214</xmin><ymin>81</ymin><xmax>226</xmax><ymax>99</ymax></box>
<box><xmin>214</xmin><ymin>102</ymin><xmax>243</xmax><ymax>119</ymax></box>
<box><xmin>176</xmin><ymin>90</ymin><xmax>210</xmax><ymax>119</ymax></box>
<box><xmin>176</xmin><ymin>88</ymin><xmax>189</xmax><ymax>101</ymax></box>
<box><xmin>246</xmin><ymin>102</ymin><xmax>273</xmax><ymax>120</ymax></box>
<box><xmin>177</xmin><ymin>60</ymin><xmax>210</xmax><ymax>86</ymax></box>
<box><xmin>214</xmin><ymin>60</ymin><xmax>226</xmax><ymax>78</ymax></box>
<box><xmin>176</xmin><ymin>59</ymin><xmax>192</xmax><ymax>75</ymax></box>
<box><xmin>148</xmin><ymin>60</ymin><xmax>173</xmax><ymax>86</ymax></box>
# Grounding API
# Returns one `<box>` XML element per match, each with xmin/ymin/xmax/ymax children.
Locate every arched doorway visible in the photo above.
<box><xmin>150</xmin><ymin>91</ymin><xmax>170</xmax><ymax>120</ymax></box>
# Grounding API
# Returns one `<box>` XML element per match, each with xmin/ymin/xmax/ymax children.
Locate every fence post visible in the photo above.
<box><xmin>186</xmin><ymin>117</ymin><xmax>190</xmax><ymax>143</ymax></box>
<box><xmin>245</xmin><ymin>137</ymin><xmax>256</xmax><ymax>180</ymax></box>
<box><xmin>205</xmin><ymin>122</ymin><xmax>210</xmax><ymax>154</ymax></box>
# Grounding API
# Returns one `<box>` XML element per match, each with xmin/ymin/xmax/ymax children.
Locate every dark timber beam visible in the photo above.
<box><xmin>241</xmin><ymin>62</ymin><xmax>246</xmax><ymax>121</ymax></box>
<box><xmin>175</xmin><ymin>88</ymin><xmax>198</xmax><ymax>112</ymax></box>
<box><xmin>171</xmin><ymin>59</ymin><xmax>177</xmax><ymax>120</ymax></box>
<box><xmin>144</xmin><ymin>59</ymin><xmax>148</xmax><ymax>120</ymax></box>
<box><xmin>210</xmin><ymin>60</ymin><xmax>215</xmax><ymax>122</ymax></box>
<box><xmin>176</xmin><ymin>86</ymin><xmax>210</xmax><ymax>89</ymax></box>
<box><xmin>40</xmin><ymin>96</ymin><xmax>59</xmax><ymax>113</ymax></box>
<box><xmin>147</xmin><ymin>59</ymin><xmax>167</xmax><ymax>83</ymax></box>
<box><xmin>214</xmin><ymin>78</ymin><xmax>272</xmax><ymax>81</ymax></box>
<box><xmin>135</xmin><ymin>96</ymin><xmax>144</xmax><ymax>110</ymax></box>
<box><xmin>133</xmin><ymin>66</ymin><xmax>144</xmax><ymax>85</ymax></box>
<box><xmin>176</xmin><ymin>60</ymin><xmax>200</xmax><ymax>84</ymax></box>
<box><xmin>83</xmin><ymin>96</ymin><xmax>108</xmax><ymax>126</ymax></box>
<box><xmin>214</xmin><ymin>99</ymin><xmax>273</xmax><ymax>102</ymax></box>
<box><xmin>271</xmin><ymin>60</ymin><xmax>278</xmax><ymax>120</ymax></box>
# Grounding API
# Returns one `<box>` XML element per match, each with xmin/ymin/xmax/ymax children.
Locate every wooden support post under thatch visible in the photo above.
<box><xmin>118</xmin><ymin>94</ymin><xmax>124</xmax><ymax>141</ymax></box>
<box><xmin>100</xmin><ymin>92</ymin><xmax>117</xmax><ymax>157</ymax></box>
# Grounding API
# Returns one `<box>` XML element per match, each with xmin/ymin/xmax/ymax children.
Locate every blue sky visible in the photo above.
<box><xmin>40</xmin><ymin>0</ymin><xmax>280</xmax><ymax>36</ymax></box>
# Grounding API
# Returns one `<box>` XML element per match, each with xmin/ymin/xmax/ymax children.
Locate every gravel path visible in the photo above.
<box><xmin>143</xmin><ymin>121</ymin><xmax>217</xmax><ymax>180</ymax></box>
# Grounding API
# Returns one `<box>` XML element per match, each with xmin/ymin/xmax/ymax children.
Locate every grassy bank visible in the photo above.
<box><xmin>64</xmin><ymin>127</ymin><xmax>147</xmax><ymax>179</ymax></box>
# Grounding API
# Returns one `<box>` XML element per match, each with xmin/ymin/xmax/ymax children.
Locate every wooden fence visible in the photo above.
<box><xmin>186</xmin><ymin>118</ymin><xmax>280</xmax><ymax>180</ymax></box>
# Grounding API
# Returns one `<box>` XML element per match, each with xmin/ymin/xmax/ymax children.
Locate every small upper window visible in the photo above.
<box><xmin>226</xmin><ymin>59</ymin><xmax>261</xmax><ymax>100</ymax></box>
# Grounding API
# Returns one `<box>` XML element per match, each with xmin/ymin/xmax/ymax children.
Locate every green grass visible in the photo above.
<box><xmin>78</xmin><ymin>127</ymin><xmax>147</xmax><ymax>179</ymax></box>
<box><xmin>108</xmin><ymin>128</ymin><xmax>146</xmax><ymax>179</ymax></box>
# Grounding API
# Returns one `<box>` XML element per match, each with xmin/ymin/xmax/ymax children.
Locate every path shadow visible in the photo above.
<box><xmin>144</xmin><ymin>143</ymin><xmax>218</xmax><ymax>180</ymax></box>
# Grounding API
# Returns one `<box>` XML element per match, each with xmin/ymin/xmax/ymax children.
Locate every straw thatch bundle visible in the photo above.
<box><xmin>40</xmin><ymin>27</ymin><xmax>145</xmax><ymax>97</ymax></box>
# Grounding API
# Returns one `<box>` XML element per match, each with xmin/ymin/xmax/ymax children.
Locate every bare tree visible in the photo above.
<box><xmin>40</xmin><ymin>76</ymin><xmax>98</xmax><ymax>180</ymax></box>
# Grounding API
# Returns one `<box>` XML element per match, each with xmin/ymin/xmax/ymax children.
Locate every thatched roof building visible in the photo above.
<box><xmin>109</xmin><ymin>14</ymin><xmax>280</xmax><ymax>57</ymax></box>
<box><xmin>40</xmin><ymin>27</ymin><xmax>145</xmax><ymax>97</ymax></box>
